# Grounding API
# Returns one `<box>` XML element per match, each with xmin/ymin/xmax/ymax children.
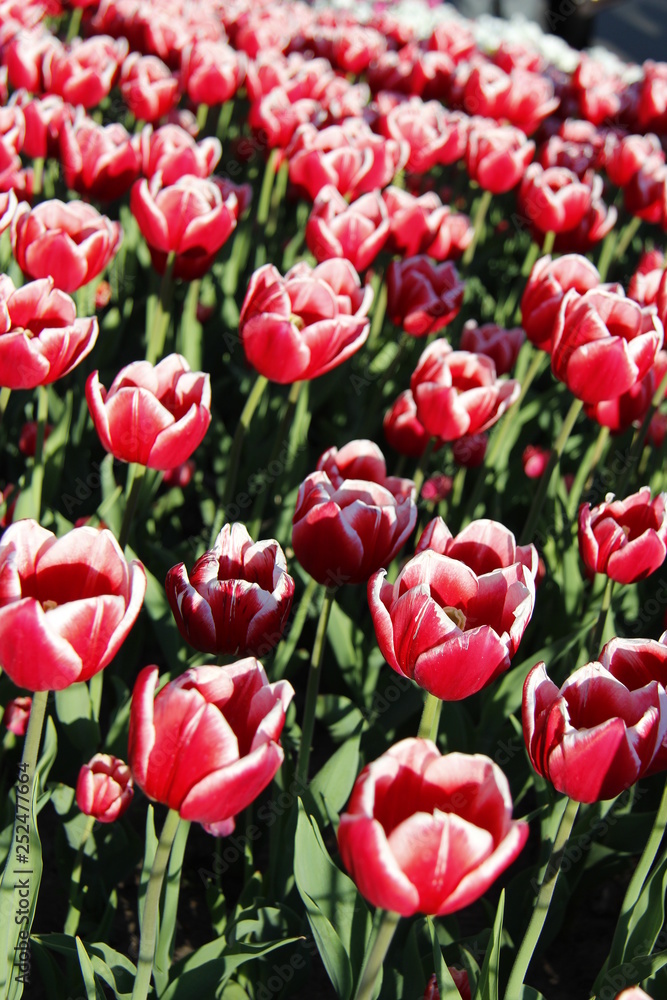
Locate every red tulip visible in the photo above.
<box><xmin>459</xmin><ymin>321</ymin><xmax>525</xmax><ymax>376</ymax></box>
<box><xmin>11</xmin><ymin>92</ymin><xmax>75</xmax><ymax>160</ymax></box>
<box><xmin>3</xmin><ymin>27</ymin><xmax>62</xmax><ymax>94</ymax></box>
<box><xmin>306</xmin><ymin>186</ymin><xmax>389</xmax><ymax>272</ymax></box>
<box><xmin>2</xmin><ymin>696</ymin><xmax>31</xmax><ymax>736</ymax></box>
<box><xmin>86</xmin><ymin>354</ymin><xmax>211</xmax><ymax>470</ymax></box>
<box><xmin>0</xmin><ymin>275</ymin><xmax>98</xmax><ymax>389</ymax></box>
<box><xmin>166</xmin><ymin>523</ymin><xmax>295</xmax><ymax>656</ymax></box>
<box><xmin>76</xmin><ymin>753</ymin><xmax>134</xmax><ymax>823</ymax></box>
<box><xmin>502</xmin><ymin>68</ymin><xmax>560</xmax><ymax>136</ymax></box>
<box><xmin>130</xmin><ymin>174</ymin><xmax>240</xmax><ymax>280</ymax></box>
<box><xmin>571</xmin><ymin>55</ymin><xmax>623</xmax><ymax>126</ymax></box>
<box><xmin>383</xmin><ymin>389</ymin><xmax>432</xmax><ymax>458</ymax></box>
<box><xmin>387</xmin><ymin>258</ymin><xmax>464</xmax><ymax>338</ymax></box>
<box><xmin>11</xmin><ymin>199</ymin><xmax>122</xmax><ymax>293</ymax></box>
<box><xmin>604</xmin><ymin>132</ymin><xmax>664</xmax><ymax>188</ymax></box>
<box><xmin>338</xmin><ymin>738</ymin><xmax>528</xmax><ymax>915</ymax></box>
<box><xmin>383</xmin><ymin>187</ymin><xmax>473</xmax><ymax>260</ymax></box>
<box><xmin>518</xmin><ymin>164</ymin><xmax>600</xmax><ymax>235</ymax></box>
<box><xmin>636</xmin><ymin>61</ymin><xmax>667</xmax><ymax>133</ymax></box>
<box><xmin>522</xmin><ymin>445</ymin><xmax>552</xmax><ymax>478</ymax></box>
<box><xmin>538</xmin><ymin>133</ymin><xmax>598</xmax><ymax>179</ymax></box>
<box><xmin>0</xmin><ymin>520</ymin><xmax>146</xmax><ymax>691</ymax></box>
<box><xmin>381</xmin><ymin>98</ymin><xmax>467</xmax><ymax>173</ymax></box>
<box><xmin>369</xmin><ymin>543</ymin><xmax>535</xmax><ymax>701</ymax></box>
<box><xmin>60</xmin><ymin>118</ymin><xmax>141</xmax><ymax>202</ymax></box>
<box><xmin>421</xmin><ymin>474</ymin><xmax>453</xmax><ymax>502</ymax></box>
<box><xmin>240</xmin><ymin>259</ymin><xmax>372</xmax><ymax>384</ymax></box>
<box><xmin>292</xmin><ymin>457</ymin><xmax>417</xmax><ymax>587</ymax></box>
<box><xmin>523</xmin><ymin>660</ymin><xmax>667</xmax><ymax>802</ymax></box>
<box><xmin>600</xmin><ymin>633</ymin><xmax>667</xmax><ymax>775</ymax></box>
<box><xmin>520</xmin><ymin>253</ymin><xmax>600</xmax><ymax>353</ymax></box>
<box><xmin>452</xmin><ymin>433</ymin><xmax>487</xmax><ymax>468</ymax></box>
<box><xmin>578</xmin><ymin>487</ymin><xmax>667</xmax><ymax>584</ymax></box>
<box><xmin>416</xmin><ymin>515</ymin><xmax>539</xmax><ymax>580</ymax></box>
<box><xmin>411</xmin><ymin>341</ymin><xmax>520</xmax><ymax>441</ymax></box>
<box><xmin>551</xmin><ymin>287</ymin><xmax>663</xmax><ymax>404</ymax></box>
<box><xmin>128</xmin><ymin>660</ymin><xmax>293</xmax><ymax>828</ymax></box>
<box><xmin>623</xmin><ymin>154</ymin><xmax>667</xmax><ymax>225</ymax></box>
<box><xmin>584</xmin><ymin>371</ymin><xmax>654</xmax><ymax>435</ymax></box>
<box><xmin>249</xmin><ymin>87</ymin><xmax>323</xmax><ymax>150</ymax></box>
<box><xmin>119</xmin><ymin>53</ymin><xmax>180</xmax><ymax>124</ymax></box>
<box><xmin>180</xmin><ymin>39</ymin><xmax>246</xmax><ymax>106</ymax></box>
<box><xmin>43</xmin><ymin>35</ymin><xmax>128</xmax><ymax>109</ymax></box>
<box><xmin>287</xmin><ymin>120</ymin><xmax>408</xmax><ymax>201</ymax></box>
<box><xmin>465</xmin><ymin>121</ymin><xmax>534</xmax><ymax>195</ymax></box>
<box><xmin>140</xmin><ymin>124</ymin><xmax>221</xmax><ymax>186</ymax></box>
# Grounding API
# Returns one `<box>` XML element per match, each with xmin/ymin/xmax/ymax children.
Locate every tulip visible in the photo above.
<box><xmin>370</xmin><ymin>539</ymin><xmax>535</xmax><ymax>701</ymax></box>
<box><xmin>3</xmin><ymin>28</ymin><xmax>62</xmax><ymax>94</ymax></box>
<box><xmin>520</xmin><ymin>253</ymin><xmax>600</xmax><ymax>353</ymax></box>
<box><xmin>249</xmin><ymin>88</ymin><xmax>323</xmax><ymax>150</ymax></box>
<box><xmin>578</xmin><ymin>488</ymin><xmax>667</xmax><ymax>584</ymax></box>
<box><xmin>424</xmin><ymin>970</ymin><xmax>471</xmax><ymax>1000</ymax></box>
<box><xmin>119</xmin><ymin>53</ymin><xmax>180</xmax><ymax>124</ymax></box>
<box><xmin>459</xmin><ymin>321</ymin><xmax>525</xmax><ymax>376</ymax></box>
<box><xmin>240</xmin><ymin>259</ymin><xmax>372</xmax><ymax>384</ymax></box>
<box><xmin>452</xmin><ymin>433</ymin><xmax>487</xmax><ymax>468</ymax></box>
<box><xmin>522</xmin><ymin>660</ymin><xmax>667</xmax><ymax>802</ymax></box>
<box><xmin>551</xmin><ymin>287</ymin><xmax>663</xmax><ymax>404</ymax></box>
<box><xmin>604</xmin><ymin>132</ymin><xmax>664</xmax><ymax>188</ymax></box>
<box><xmin>411</xmin><ymin>341</ymin><xmax>520</xmax><ymax>441</ymax></box>
<box><xmin>86</xmin><ymin>354</ymin><xmax>211</xmax><ymax>470</ymax></box>
<box><xmin>128</xmin><ymin>660</ymin><xmax>293</xmax><ymax>827</ymax></box>
<box><xmin>292</xmin><ymin>455</ymin><xmax>417</xmax><ymax>587</ymax></box>
<box><xmin>180</xmin><ymin>39</ymin><xmax>246</xmax><ymax>106</ymax></box>
<box><xmin>522</xmin><ymin>445</ymin><xmax>552</xmax><ymax>478</ymax></box>
<box><xmin>0</xmin><ymin>275</ymin><xmax>98</xmax><ymax>389</ymax></box>
<box><xmin>287</xmin><ymin>120</ymin><xmax>408</xmax><ymax>201</ymax></box>
<box><xmin>11</xmin><ymin>199</ymin><xmax>122</xmax><ymax>293</ymax></box>
<box><xmin>139</xmin><ymin>124</ymin><xmax>221</xmax><ymax>186</ymax></box>
<box><xmin>0</xmin><ymin>520</ymin><xmax>146</xmax><ymax>691</ymax></box>
<box><xmin>465</xmin><ymin>121</ymin><xmax>535</xmax><ymax>194</ymax></box>
<box><xmin>166</xmin><ymin>523</ymin><xmax>295</xmax><ymax>656</ymax></box>
<box><xmin>130</xmin><ymin>174</ymin><xmax>241</xmax><ymax>280</ymax></box>
<box><xmin>381</xmin><ymin>99</ymin><xmax>467</xmax><ymax>173</ymax></box>
<box><xmin>338</xmin><ymin>738</ymin><xmax>528</xmax><ymax>915</ymax></box>
<box><xmin>383</xmin><ymin>389</ymin><xmax>432</xmax><ymax>458</ymax></box>
<box><xmin>422</xmin><ymin>474</ymin><xmax>453</xmax><ymax>502</ymax></box>
<box><xmin>416</xmin><ymin>515</ymin><xmax>539</xmax><ymax>580</ymax></box>
<box><xmin>387</xmin><ymin>258</ymin><xmax>465</xmax><ymax>337</ymax></box>
<box><xmin>42</xmin><ymin>35</ymin><xmax>128</xmax><ymax>109</ymax></box>
<box><xmin>383</xmin><ymin>187</ymin><xmax>473</xmax><ymax>260</ymax></box>
<box><xmin>60</xmin><ymin>118</ymin><xmax>142</xmax><ymax>202</ymax></box>
<box><xmin>9</xmin><ymin>92</ymin><xmax>75</xmax><ymax>160</ymax></box>
<box><xmin>584</xmin><ymin>371</ymin><xmax>654</xmax><ymax>435</ymax></box>
<box><xmin>538</xmin><ymin>133</ymin><xmax>598</xmax><ymax>179</ymax></box>
<box><xmin>518</xmin><ymin>164</ymin><xmax>599</xmax><ymax>235</ymax></box>
<box><xmin>2</xmin><ymin>696</ymin><xmax>31</xmax><ymax>736</ymax></box>
<box><xmin>76</xmin><ymin>753</ymin><xmax>134</xmax><ymax>823</ymax></box>
<box><xmin>305</xmin><ymin>186</ymin><xmax>390</xmax><ymax>272</ymax></box>
<box><xmin>623</xmin><ymin>154</ymin><xmax>667</xmax><ymax>225</ymax></box>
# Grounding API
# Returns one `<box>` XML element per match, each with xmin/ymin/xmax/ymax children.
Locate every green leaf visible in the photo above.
<box><xmin>54</xmin><ymin>682</ymin><xmax>100</xmax><ymax>752</ymax></box>
<box><xmin>75</xmin><ymin>937</ymin><xmax>101</xmax><ymax>1000</ymax></box>
<box><xmin>293</xmin><ymin>801</ymin><xmax>371</xmax><ymax>999</ymax></box>
<box><xmin>425</xmin><ymin>917</ymin><xmax>463</xmax><ymax>999</ymax></box>
<box><xmin>622</xmin><ymin>852</ymin><xmax>667</xmax><ymax>965</ymax></box>
<box><xmin>155</xmin><ymin>820</ymin><xmax>192</xmax><ymax>990</ymax></box>
<box><xmin>139</xmin><ymin>806</ymin><xmax>158</xmax><ymax>928</ymax></box>
<box><xmin>473</xmin><ymin>890</ymin><xmax>504</xmax><ymax>1000</ymax></box>
<box><xmin>596</xmin><ymin>952</ymin><xmax>667</xmax><ymax>995</ymax></box>
<box><xmin>310</xmin><ymin>724</ymin><xmax>362</xmax><ymax>824</ymax></box>
<box><xmin>162</xmin><ymin>938</ymin><xmax>299</xmax><ymax>1000</ymax></box>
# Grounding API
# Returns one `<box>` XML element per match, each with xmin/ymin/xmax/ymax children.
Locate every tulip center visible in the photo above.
<box><xmin>42</xmin><ymin>599</ymin><xmax>58</xmax><ymax>612</ymax></box>
<box><xmin>289</xmin><ymin>312</ymin><xmax>305</xmax><ymax>330</ymax></box>
<box><xmin>443</xmin><ymin>605</ymin><xmax>466</xmax><ymax>630</ymax></box>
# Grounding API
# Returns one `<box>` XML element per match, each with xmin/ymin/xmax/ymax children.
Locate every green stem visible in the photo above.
<box><xmin>64</xmin><ymin>814</ymin><xmax>96</xmax><ymax>937</ymax></box>
<box><xmin>32</xmin><ymin>158</ymin><xmax>44</xmax><ymax>198</ymax></box>
<box><xmin>145</xmin><ymin>252</ymin><xmax>176</xmax><ymax>365</ymax></box>
<box><xmin>295</xmin><ymin>586</ymin><xmax>337</xmax><ymax>786</ymax></box>
<box><xmin>596</xmin><ymin>228</ymin><xmax>618</xmax><ymax>283</ymax></box>
<box><xmin>30</xmin><ymin>383</ymin><xmax>49</xmax><ymax>522</ymax></box>
<box><xmin>605</xmin><ymin>779</ymin><xmax>667</xmax><ymax>975</ymax></box>
<box><xmin>131</xmin><ymin>808</ymin><xmax>182</xmax><ymax>1000</ymax></box>
<box><xmin>0</xmin><ymin>690</ymin><xmax>49</xmax><ymax>995</ymax></box>
<box><xmin>196</xmin><ymin>103</ymin><xmax>208</xmax><ymax>133</ymax></box>
<box><xmin>273</xmin><ymin>576</ymin><xmax>319</xmax><ymax>679</ymax></box>
<box><xmin>353</xmin><ymin>909</ymin><xmax>402</xmax><ymax>1000</ymax></box>
<box><xmin>504</xmin><ymin>797</ymin><xmax>580</xmax><ymax>1000</ymax></box>
<box><xmin>613</xmin><ymin>214</ymin><xmax>642</xmax><ymax>265</ymax></box>
<box><xmin>266</xmin><ymin>159</ymin><xmax>289</xmax><ymax>238</ymax></box>
<box><xmin>66</xmin><ymin>4</ymin><xmax>82</xmax><ymax>40</ymax></box>
<box><xmin>367</xmin><ymin>277</ymin><xmax>388</xmax><ymax>350</ymax></box>
<box><xmin>0</xmin><ymin>386</ymin><xmax>10</xmax><ymax>425</ymax></box>
<box><xmin>216</xmin><ymin>99</ymin><xmax>235</xmax><ymax>141</ymax></box>
<box><xmin>222</xmin><ymin>373</ymin><xmax>269</xmax><ymax>512</ymax></box>
<box><xmin>178</xmin><ymin>278</ymin><xmax>202</xmax><ymax>372</ymax></box>
<box><xmin>413</xmin><ymin>437</ymin><xmax>435</xmax><ymax>497</ymax></box>
<box><xmin>248</xmin><ymin>380</ymin><xmax>303</xmax><ymax>538</ymax></box>
<box><xmin>119</xmin><ymin>463</ymin><xmax>147</xmax><ymax>550</ymax></box>
<box><xmin>519</xmin><ymin>397</ymin><xmax>584</xmax><ymax>546</ymax></box>
<box><xmin>590</xmin><ymin>577</ymin><xmax>615</xmax><ymax>658</ymax></box>
<box><xmin>567</xmin><ymin>423</ymin><xmax>610</xmax><ymax>522</ymax></box>
<box><xmin>462</xmin><ymin>189</ymin><xmax>493</xmax><ymax>268</ymax></box>
<box><xmin>417</xmin><ymin>693</ymin><xmax>443</xmax><ymax>742</ymax></box>
<box><xmin>257</xmin><ymin>149</ymin><xmax>280</xmax><ymax>228</ymax></box>
<box><xmin>616</xmin><ymin>365</ymin><xmax>667</xmax><ymax>498</ymax></box>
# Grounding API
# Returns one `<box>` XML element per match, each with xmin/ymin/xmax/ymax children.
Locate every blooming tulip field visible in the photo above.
<box><xmin>2</xmin><ymin>0</ymin><xmax>667</xmax><ymax>999</ymax></box>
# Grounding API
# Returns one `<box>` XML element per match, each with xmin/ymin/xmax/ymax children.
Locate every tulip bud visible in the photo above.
<box><xmin>76</xmin><ymin>753</ymin><xmax>134</xmax><ymax>823</ymax></box>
